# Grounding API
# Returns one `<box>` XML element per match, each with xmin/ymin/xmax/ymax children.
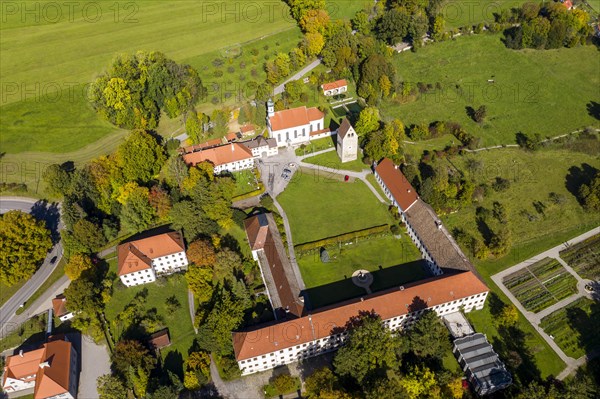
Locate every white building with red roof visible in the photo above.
<box><xmin>182</xmin><ymin>143</ymin><xmax>254</xmax><ymax>174</ymax></box>
<box><xmin>118</xmin><ymin>231</ymin><xmax>188</xmax><ymax>287</ymax></box>
<box><xmin>266</xmin><ymin>100</ymin><xmax>331</xmax><ymax>147</ymax></box>
<box><xmin>2</xmin><ymin>336</ymin><xmax>78</xmax><ymax>399</ymax></box>
<box><xmin>321</xmin><ymin>79</ymin><xmax>348</xmax><ymax>96</ymax></box>
<box><xmin>52</xmin><ymin>294</ymin><xmax>74</xmax><ymax>322</ymax></box>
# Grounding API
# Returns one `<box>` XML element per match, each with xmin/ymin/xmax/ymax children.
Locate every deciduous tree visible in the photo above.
<box><xmin>97</xmin><ymin>374</ymin><xmax>128</xmax><ymax>399</ymax></box>
<box><xmin>407</xmin><ymin>309</ymin><xmax>451</xmax><ymax>360</ymax></box>
<box><xmin>0</xmin><ymin>211</ymin><xmax>52</xmax><ymax>285</ymax></box>
<box><xmin>65</xmin><ymin>253</ymin><xmax>93</xmax><ymax>281</ymax></box>
<box><xmin>116</xmin><ymin>130</ymin><xmax>166</xmax><ymax>183</ymax></box>
<box><xmin>187</xmin><ymin>240</ymin><xmax>217</xmax><ymax>268</ymax></box>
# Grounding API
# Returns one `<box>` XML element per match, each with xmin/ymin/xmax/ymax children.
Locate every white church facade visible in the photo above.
<box><xmin>266</xmin><ymin>99</ymin><xmax>332</xmax><ymax>147</ymax></box>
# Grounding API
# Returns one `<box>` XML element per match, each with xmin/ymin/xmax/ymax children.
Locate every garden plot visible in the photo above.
<box><xmin>503</xmin><ymin>257</ymin><xmax>578</xmax><ymax>313</ymax></box>
<box><xmin>559</xmin><ymin>233</ymin><xmax>600</xmax><ymax>280</ymax></box>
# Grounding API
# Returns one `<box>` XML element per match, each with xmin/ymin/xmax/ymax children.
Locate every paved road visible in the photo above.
<box><xmin>274</xmin><ymin>58</ymin><xmax>322</xmax><ymax>95</ymax></box>
<box><xmin>0</xmin><ymin>197</ymin><xmax>64</xmax><ymax>336</ymax></box>
<box><xmin>491</xmin><ymin>226</ymin><xmax>600</xmax><ymax>379</ymax></box>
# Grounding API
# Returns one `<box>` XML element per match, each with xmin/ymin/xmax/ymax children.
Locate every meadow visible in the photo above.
<box><xmin>381</xmin><ymin>33</ymin><xmax>600</xmax><ymax>147</ymax></box>
<box><xmin>441</xmin><ymin>0</ymin><xmax>528</xmax><ymax>30</ymax></box>
<box><xmin>277</xmin><ymin>170</ymin><xmax>393</xmax><ymax>244</ymax></box>
<box><xmin>303</xmin><ymin>150</ymin><xmax>369</xmax><ymax>172</ymax></box>
<box><xmin>440</xmin><ymin>147</ymin><xmax>600</xmax><ymax>277</ymax></box>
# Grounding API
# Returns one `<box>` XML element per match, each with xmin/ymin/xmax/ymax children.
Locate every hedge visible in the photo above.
<box><xmin>295</xmin><ymin>224</ymin><xmax>390</xmax><ymax>253</ymax></box>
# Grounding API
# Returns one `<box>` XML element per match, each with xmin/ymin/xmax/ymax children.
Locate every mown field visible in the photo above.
<box><xmin>560</xmin><ymin>233</ymin><xmax>600</xmax><ymax>280</ymax></box>
<box><xmin>503</xmin><ymin>257</ymin><xmax>578</xmax><ymax>313</ymax></box>
<box><xmin>440</xmin><ymin>147</ymin><xmax>600</xmax><ymax>277</ymax></box>
<box><xmin>278</xmin><ymin>170</ymin><xmax>393</xmax><ymax>244</ymax></box>
<box><xmin>540</xmin><ymin>297</ymin><xmax>600</xmax><ymax>359</ymax></box>
<box><xmin>381</xmin><ymin>33</ymin><xmax>600</xmax><ymax>147</ymax></box>
<box><xmin>441</xmin><ymin>0</ymin><xmax>528</xmax><ymax>30</ymax></box>
<box><xmin>303</xmin><ymin>150</ymin><xmax>369</xmax><ymax>172</ymax></box>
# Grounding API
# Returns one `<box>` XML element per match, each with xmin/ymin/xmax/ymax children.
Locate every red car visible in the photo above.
<box><xmin>344</xmin><ymin>175</ymin><xmax>350</xmax><ymax>182</ymax></box>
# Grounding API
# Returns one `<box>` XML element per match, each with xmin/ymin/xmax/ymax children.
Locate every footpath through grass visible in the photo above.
<box><xmin>277</xmin><ymin>171</ymin><xmax>393</xmax><ymax>244</ymax></box>
<box><xmin>382</xmin><ymin>33</ymin><xmax>600</xmax><ymax>147</ymax></box>
<box><xmin>540</xmin><ymin>297</ymin><xmax>600</xmax><ymax>359</ymax></box>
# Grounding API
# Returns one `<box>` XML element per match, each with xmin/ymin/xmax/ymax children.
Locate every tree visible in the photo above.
<box><xmin>89</xmin><ymin>51</ymin><xmax>205</xmax><ymax>129</ymax></box>
<box><xmin>186</xmin><ymin>266</ymin><xmax>214</xmax><ymax>303</ymax></box>
<box><xmin>112</xmin><ymin>340</ymin><xmax>156</xmax><ymax>381</ymax></box>
<box><xmin>213</xmin><ymin>248</ymin><xmax>242</xmax><ymax>284</ymax></box>
<box><xmin>170</xmin><ymin>200</ymin><xmax>219</xmax><ymax>242</ymax></box>
<box><xmin>165</xmin><ymin>295</ymin><xmax>181</xmax><ymax>313</ymax></box>
<box><xmin>473</xmin><ymin>105</ymin><xmax>487</xmax><ymax>123</ymax></box>
<box><xmin>407</xmin><ymin>309</ymin><xmax>451</xmax><ymax>360</ymax></box>
<box><xmin>305</xmin><ymin>368</ymin><xmax>352</xmax><ymax>399</ymax></box>
<box><xmin>379</xmin><ymin>75</ymin><xmax>392</xmax><ymax>98</ymax></box>
<box><xmin>65</xmin><ymin>277</ymin><xmax>101</xmax><ymax>314</ymax></box>
<box><xmin>148</xmin><ymin>385</ymin><xmax>180</xmax><ymax>399</ymax></box>
<box><xmin>198</xmin><ymin>288</ymin><xmax>246</xmax><ymax>355</ymax></box>
<box><xmin>273</xmin><ymin>374</ymin><xmax>296</xmax><ymax>394</ymax></box>
<box><xmin>299</xmin><ymin>8</ymin><xmax>330</xmax><ymax>34</ymax></box>
<box><xmin>376</xmin><ymin>7</ymin><xmax>411</xmax><ymax>44</ymax></box>
<box><xmin>578</xmin><ymin>174</ymin><xmax>600</xmax><ymax>211</ymax></box>
<box><xmin>186</xmin><ymin>111</ymin><xmax>209</xmax><ymax>144</ymax></box>
<box><xmin>187</xmin><ymin>239</ymin><xmax>217</xmax><ymax>268</ymax></box>
<box><xmin>64</xmin><ymin>253</ymin><xmax>93</xmax><ymax>280</ymax></box>
<box><xmin>355</xmin><ymin>107</ymin><xmax>380</xmax><ymax>136</ymax></box>
<box><xmin>304</xmin><ymin>32</ymin><xmax>325</xmax><ymax>57</ymax></box>
<box><xmin>97</xmin><ymin>374</ymin><xmax>128</xmax><ymax>399</ymax></box>
<box><xmin>120</xmin><ymin>188</ymin><xmax>156</xmax><ymax>233</ymax></box>
<box><xmin>72</xmin><ymin>219</ymin><xmax>106</xmax><ymax>252</ymax></box>
<box><xmin>408</xmin><ymin>11</ymin><xmax>428</xmax><ymax>47</ymax></box>
<box><xmin>432</xmin><ymin>15</ymin><xmax>445</xmax><ymax>41</ymax></box>
<box><xmin>284</xmin><ymin>79</ymin><xmax>303</xmax><ymax>102</ymax></box>
<box><xmin>334</xmin><ymin>312</ymin><xmax>404</xmax><ymax>384</ymax></box>
<box><xmin>0</xmin><ymin>211</ymin><xmax>52</xmax><ymax>285</ymax></box>
<box><xmin>399</xmin><ymin>366</ymin><xmax>437</xmax><ymax>399</ymax></box>
<box><xmin>163</xmin><ymin>156</ymin><xmax>189</xmax><ymax>190</ymax></box>
<box><xmin>211</xmin><ymin>108</ymin><xmax>230</xmax><ymax>136</ymax></box>
<box><xmin>42</xmin><ymin>164</ymin><xmax>72</xmax><ymax>197</ymax></box>
<box><xmin>116</xmin><ymin>130</ymin><xmax>166</xmax><ymax>183</ymax></box>
<box><xmin>497</xmin><ymin>304</ymin><xmax>519</xmax><ymax>327</ymax></box>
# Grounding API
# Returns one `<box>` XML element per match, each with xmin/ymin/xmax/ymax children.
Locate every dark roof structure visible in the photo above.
<box><xmin>244</xmin><ymin>213</ymin><xmax>304</xmax><ymax>319</ymax></box>
<box><xmin>148</xmin><ymin>329</ymin><xmax>171</xmax><ymax>350</ymax></box>
<box><xmin>337</xmin><ymin>118</ymin><xmax>355</xmax><ymax>140</ymax></box>
<box><xmin>453</xmin><ymin>333</ymin><xmax>512</xmax><ymax>396</ymax></box>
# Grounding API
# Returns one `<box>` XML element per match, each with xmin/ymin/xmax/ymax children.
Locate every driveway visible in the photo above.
<box><xmin>273</xmin><ymin>59</ymin><xmax>322</xmax><ymax>95</ymax></box>
<box><xmin>491</xmin><ymin>227</ymin><xmax>600</xmax><ymax>379</ymax></box>
<box><xmin>0</xmin><ymin>197</ymin><xmax>64</xmax><ymax>335</ymax></box>
<box><xmin>78</xmin><ymin>336</ymin><xmax>111</xmax><ymax>399</ymax></box>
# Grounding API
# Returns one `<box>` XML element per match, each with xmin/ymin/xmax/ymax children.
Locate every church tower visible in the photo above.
<box><xmin>267</xmin><ymin>98</ymin><xmax>275</xmax><ymax>118</ymax></box>
<box><xmin>337</xmin><ymin>118</ymin><xmax>358</xmax><ymax>163</ymax></box>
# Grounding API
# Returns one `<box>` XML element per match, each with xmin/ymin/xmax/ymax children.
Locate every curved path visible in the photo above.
<box><xmin>0</xmin><ymin>197</ymin><xmax>64</xmax><ymax>336</ymax></box>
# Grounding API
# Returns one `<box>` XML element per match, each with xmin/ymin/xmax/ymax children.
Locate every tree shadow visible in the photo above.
<box><xmin>221</xmin><ymin>233</ymin><xmax>241</xmax><ymax>254</ymax></box>
<box><xmin>565</xmin><ymin>302</ymin><xmax>600</xmax><ymax>357</ymax></box>
<box><xmin>30</xmin><ymin>200</ymin><xmax>61</xmax><ymax>244</ymax></box>
<box><xmin>564</xmin><ymin>164</ymin><xmax>599</xmax><ymax>202</ymax></box>
<box><xmin>193</xmin><ymin>383</ymin><xmax>223</xmax><ymax>398</ymax></box>
<box><xmin>465</xmin><ymin>106</ymin><xmax>476</xmax><ymax>121</ymax></box>
<box><xmin>587</xmin><ymin>101</ymin><xmax>600</xmax><ymax>120</ymax></box>
<box><xmin>493</xmin><ymin>325</ymin><xmax>542</xmax><ymax>384</ymax></box>
<box><xmin>487</xmin><ymin>292</ymin><xmax>505</xmax><ymax>317</ymax></box>
<box><xmin>162</xmin><ymin>350</ymin><xmax>184</xmax><ymax>381</ymax></box>
<box><xmin>407</xmin><ymin>296</ymin><xmax>428</xmax><ymax>313</ymax></box>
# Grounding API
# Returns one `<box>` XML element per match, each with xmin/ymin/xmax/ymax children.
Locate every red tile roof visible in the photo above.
<box><xmin>322</xmin><ymin>79</ymin><xmax>348</xmax><ymax>92</ymax></box>
<box><xmin>148</xmin><ymin>329</ymin><xmax>171</xmax><ymax>350</ymax></box>
<box><xmin>3</xmin><ymin>338</ymin><xmax>73</xmax><ymax>399</ymax></box>
<box><xmin>51</xmin><ymin>295</ymin><xmax>69</xmax><ymax>318</ymax></box>
<box><xmin>182</xmin><ymin>143</ymin><xmax>254</xmax><ymax>168</ymax></box>
<box><xmin>269</xmin><ymin>106</ymin><xmax>324</xmax><ymax>132</ymax></box>
<box><xmin>118</xmin><ymin>231</ymin><xmax>185</xmax><ymax>276</ymax></box>
<box><xmin>233</xmin><ymin>271</ymin><xmax>488</xmax><ymax>361</ymax></box>
<box><xmin>375</xmin><ymin>158</ymin><xmax>419</xmax><ymax>211</ymax></box>
<box><xmin>240</xmin><ymin>125</ymin><xmax>255</xmax><ymax>134</ymax></box>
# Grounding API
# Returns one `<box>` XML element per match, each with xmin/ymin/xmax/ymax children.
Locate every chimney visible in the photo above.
<box><xmin>19</xmin><ymin>350</ymin><xmax>23</xmax><ymax>357</ymax></box>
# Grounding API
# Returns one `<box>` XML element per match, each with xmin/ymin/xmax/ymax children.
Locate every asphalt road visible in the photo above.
<box><xmin>0</xmin><ymin>197</ymin><xmax>64</xmax><ymax>336</ymax></box>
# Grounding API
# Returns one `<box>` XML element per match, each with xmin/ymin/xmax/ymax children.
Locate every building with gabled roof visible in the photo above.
<box><xmin>266</xmin><ymin>100</ymin><xmax>331</xmax><ymax>147</ymax></box>
<box><xmin>117</xmin><ymin>231</ymin><xmax>188</xmax><ymax>287</ymax></box>
<box><xmin>244</xmin><ymin>213</ymin><xmax>305</xmax><ymax>319</ymax></box>
<box><xmin>52</xmin><ymin>294</ymin><xmax>74</xmax><ymax>322</ymax></box>
<box><xmin>233</xmin><ymin>271</ymin><xmax>488</xmax><ymax>375</ymax></box>
<box><xmin>336</xmin><ymin>118</ymin><xmax>358</xmax><ymax>163</ymax></box>
<box><xmin>240</xmin><ymin>135</ymin><xmax>278</xmax><ymax>158</ymax></box>
<box><xmin>182</xmin><ymin>143</ymin><xmax>254</xmax><ymax>174</ymax></box>
<box><xmin>321</xmin><ymin>79</ymin><xmax>348</xmax><ymax>96</ymax></box>
<box><xmin>148</xmin><ymin>329</ymin><xmax>171</xmax><ymax>351</ymax></box>
<box><xmin>2</xmin><ymin>336</ymin><xmax>78</xmax><ymax>399</ymax></box>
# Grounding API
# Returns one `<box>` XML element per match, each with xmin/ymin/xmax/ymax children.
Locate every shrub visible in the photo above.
<box><xmin>214</xmin><ymin>70</ymin><xmax>223</xmax><ymax>78</ymax></box>
<box><xmin>227</xmin><ymin>66</ymin><xmax>235</xmax><ymax>74</ymax></box>
<box><xmin>390</xmin><ymin>224</ymin><xmax>401</xmax><ymax>235</ymax></box>
<box><xmin>492</xmin><ymin>177</ymin><xmax>510</xmax><ymax>192</ymax></box>
<box><xmin>211</xmin><ymin>97</ymin><xmax>220</xmax><ymax>105</ymax></box>
<box><xmin>212</xmin><ymin>58</ymin><xmax>224</xmax><ymax>67</ymax></box>
<box><xmin>239</xmin><ymin>61</ymin><xmax>246</xmax><ymax>69</ymax></box>
<box><xmin>250</xmin><ymin>48</ymin><xmax>259</xmax><ymax>56</ymax></box>
<box><xmin>300</xmin><ymin>92</ymin><xmax>309</xmax><ymax>103</ymax></box>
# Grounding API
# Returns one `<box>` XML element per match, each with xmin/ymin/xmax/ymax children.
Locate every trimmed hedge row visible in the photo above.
<box><xmin>295</xmin><ymin>224</ymin><xmax>390</xmax><ymax>253</ymax></box>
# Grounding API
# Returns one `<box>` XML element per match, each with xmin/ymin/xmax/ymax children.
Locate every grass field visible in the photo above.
<box><xmin>382</xmin><ymin>33</ymin><xmax>600</xmax><ymax>147</ymax></box>
<box><xmin>0</xmin><ymin>313</ymin><xmax>47</xmax><ymax>352</ymax></box>
<box><xmin>441</xmin><ymin>0</ymin><xmax>528</xmax><ymax>30</ymax></box>
<box><xmin>540</xmin><ymin>297</ymin><xmax>600</xmax><ymax>359</ymax></box>
<box><xmin>232</xmin><ymin>169</ymin><xmax>260</xmax><ymax>197</ymax></box>
<box><xmin>295</xmin><ymin>136</ymin><xmax>337</xmax><ymax>156</ymax></box>
<box><xmin>104</xmin><ymin>273</ymin><xmax>196</xmax><ymax>363</ymax></box>
<box><xmin>440</xmin><ymin>147</ymin><xmax>600</xmax><ymax>277</ymax></box>
<box><xmin>303</xmin><ymin>150</ymin><xmax>369</xmax><ymax>172</ymax></box>
<box><xmin>559</xmin><ymin>233</ymin><xmax>600</xmax><ymax>280</ymax></box>
<box><xmin>503</xmin><ymin>257</ymin><xmax>578</xmax><ymax>313</ymax></box>
<box><xmin>278</xmin><ymin>171</ymin><xmax>393</xmax><ymax>244</ymax></box>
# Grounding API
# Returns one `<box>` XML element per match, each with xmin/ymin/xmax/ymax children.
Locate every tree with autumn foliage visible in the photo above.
<box><xmin>64</xmin><ymin>253</ymin><xmax>93</xmax><ymax>280</ymax></box>
<box><xmin>187</xmin><ymin>239</ymin><xmax>217</xmax><ymax>268</ymax></box>
<box><xmin>0</xmin><ymin>210</ymin><xmax>52</xmax><ymax>285</ymax></box>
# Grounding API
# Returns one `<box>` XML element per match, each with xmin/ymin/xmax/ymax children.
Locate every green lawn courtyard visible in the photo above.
<box><xmin>277</xmin><ymin>171</ymin><xmax>393</xmax><ymax>244</ymax></box>
<box><xmin>303</xmin><ymin>150</ymin><xmax>369</xmax><ymax>173</ymax></box>
<box><xmin>559</xmin><ymin>233</ymin><xmax>600</xmax><ymax>280</ymax></box>
<box><xmin>381</xmin><ymin>33</ymin><xmax>600</xmax><ymax>147</ymax></box>
<box><xmin>104</xmin><ymin>272</ymin><xmax>196</xmax><ymax>364</ymax></box>
<box><xmin>540</xmin><ymin>297</ymin><xmax>600</xmax><ymax>359</ymax></box>
<box><xmin>503</xmin><ymin>257</ymin><xmax>578</xmax><ymax>313</ymax></box>
<box><xmin>299</xmin><ymin>235</ymin><xmax>428</xmax><ymax>308</ymax></box>
<box><xmin>232</xmin><ymin>169</ymin><xmax>261</xmax><ymax>197</ymax></box>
